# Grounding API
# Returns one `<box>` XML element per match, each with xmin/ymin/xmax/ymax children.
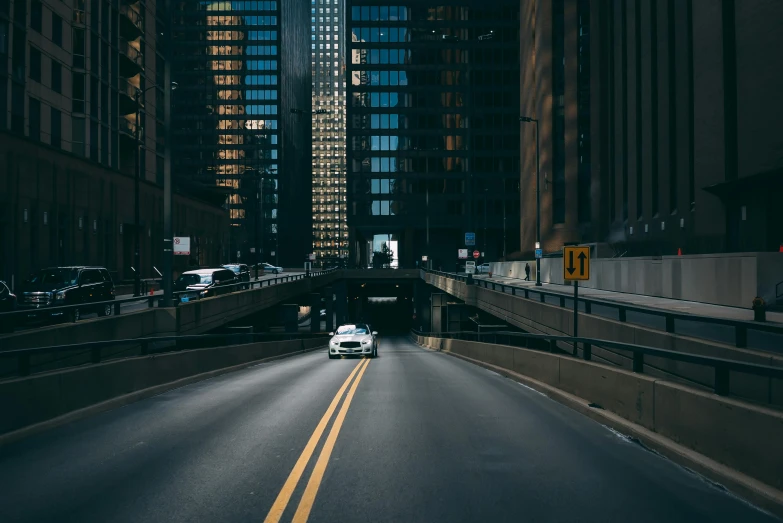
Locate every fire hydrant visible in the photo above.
<box><xmin>752</xmin><ymin>297</ymin><xmax>766</xmax><ymax>322</ymax></box>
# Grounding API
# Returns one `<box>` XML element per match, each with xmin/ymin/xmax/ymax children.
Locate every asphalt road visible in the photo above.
<box><xmin>0</xmin><ymin>338</ymin><xmax>777</xmax><ymax>523</ymax></box>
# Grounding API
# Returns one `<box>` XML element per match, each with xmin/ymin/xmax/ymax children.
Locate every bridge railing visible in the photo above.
<box><xmin>422</xmin><ymin>269</ymin><xmax>783</xmax><ymax>353</ymax></box>
<box><xmin>0</xmin><ymin>269</ymin><xmax>337</xmax><ymax>333</ymax></box>
<box><xmin>410</xmin><ymin>329</ymin><xmax>783</xmax><ymax>400</ymax></box>
<box><xmin>0</xmin><ymin>332</ymin><xmax>330</xmax><ymax>379</ymax></box>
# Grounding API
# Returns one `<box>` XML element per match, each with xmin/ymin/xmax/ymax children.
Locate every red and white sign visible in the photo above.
<box><xmin>458</xmin><ymin>249</ymin><xmax>468</xmax><ymax>259</ymax></box>
<box><xmin>473</xmin><ymin>250</ymin><xmax>480</xmax><ymax>259</ymax></box>
<box><xmin>173</xmin><ymin>236</ymin><xmax>190</xmax><ymax>256</ymax></box>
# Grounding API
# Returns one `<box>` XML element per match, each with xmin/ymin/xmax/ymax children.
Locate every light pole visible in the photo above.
<box><xmin>133</xmin><ymin>76</ymin><xmax>177</xmax><ymax>299</ymax></box>
<box><xmin>520</xmin><ymin>116</ymin><xmax>542</xmax><ymax>286</ymax></box>
<box><xmin>133</xmin><ymin>83</ymin><xmax>162</xmax><ymax>297</ymax></box>
<box><xmin>161</xmin><ymin>0</ymin><xmax>175</xmax><ymax>307</ymax></box>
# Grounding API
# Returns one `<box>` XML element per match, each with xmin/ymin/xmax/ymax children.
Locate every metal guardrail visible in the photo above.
<box><xmin>776</xmin><ymin>280</ymin><xmax>783</xmax><ymax>305</ymax></box>
<box><xmin>0</xmin><ymin>269</ymin><xmax>337</xmax><ymax>332</ymax></box>
<box><xmin>411</xmin><ymin>329</ymin><xmax>783</xmax><ymax>398</ymax></box>
<box><xmin>423</xmin><ymin>269</ymin><xmax>783</xmax><ymax>351</ymax></box>
<box><xmin>0</xmin><ymin>332</ymin><xmax>330</xmax><ymax>378</ymax></box>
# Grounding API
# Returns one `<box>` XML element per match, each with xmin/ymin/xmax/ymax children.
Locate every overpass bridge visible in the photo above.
<box><xmin>0</xmin><ymin>269</ymin><xmax>421</xmax><ymax>351</ymax></box>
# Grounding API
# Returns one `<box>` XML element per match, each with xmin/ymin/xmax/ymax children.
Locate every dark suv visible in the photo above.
<box><xmin>222</xmin><ymin>263</ymin><xmax>251</xmax><ymax>282</ymax></box>
<box><xmin>18</xmin><ymin>267</ymin><xmax>115</xmax><ymax>321</ymax></box>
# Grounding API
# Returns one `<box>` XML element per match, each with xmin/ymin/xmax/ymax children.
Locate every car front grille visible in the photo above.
<box><xmin>22</xmin><ymin>292</ymin><xmax>52</xmax><ymax>305</ymax></box>
<box><xmin>339</xmin><ymin>342</ymin><xmax>361</xmax><ymax>349</ymax></box>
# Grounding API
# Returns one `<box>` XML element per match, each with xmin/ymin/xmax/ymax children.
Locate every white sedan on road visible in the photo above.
<box><xmin>328</xmin><ymin>324</ymin><xmax>378</xmax><ymax>359</ymax></box>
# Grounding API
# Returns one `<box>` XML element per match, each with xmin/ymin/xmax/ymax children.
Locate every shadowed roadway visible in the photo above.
<box><xmin>0</xmin><ymin>338</ymin><xmax>777</xmax><ymax>522</ymax></box>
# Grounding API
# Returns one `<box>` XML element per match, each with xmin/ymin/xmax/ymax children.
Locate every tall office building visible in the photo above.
<box><xmin>519</xmin><ymin>0</ymin><xmax>783</xmax><ymax>257</ymax></box>
<box><xmin>311</xmin><ymin>0</ymin><xmax>348</xmax><ymax>266</ymax></box>
<box><xmin>0</xmin><ymin>0</ymin><xmax>226</xmax><ymax>284</ymax></box>
<box><xmin>172</xmin><ymin>1</ymin><xmax>312</xmax><ymax>267</ymax></box>
<box><xmin>346</xmin><ymin>2</ymin><xmax>521</xmax><ymax>269</ymax></box>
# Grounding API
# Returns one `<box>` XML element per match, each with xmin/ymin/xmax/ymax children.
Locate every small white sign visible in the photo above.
<box><xmin>422</xmin><ymin>255</ymin><xmax>428</xmax><ymax>262</ymax></box>
<box><xmin>308</xmin><ymin>253</ymin><xmax>316</xmax><ymax>261</ymax></box>
<box><xmin>173</xmin><ymin>237</ymin><xmax>190</xmax><ymax>256</ymax></box>
<box><xmin>458</xmin><ymin>249</ymin><xmax>468</xmax><ymax>259</ymax></box>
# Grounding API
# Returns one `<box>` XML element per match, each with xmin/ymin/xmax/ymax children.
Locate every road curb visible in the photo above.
<box><xmin>414</xmin><ymin>339</ymin><xmax>783</xmax><ymax>520</ymax></box>
<box><xmin>0</xmin><ymin>344</ymin><xmax>326</xmax><ymax>447</ymax></box>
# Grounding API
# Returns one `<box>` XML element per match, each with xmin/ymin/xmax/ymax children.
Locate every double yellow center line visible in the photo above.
<box><xmin>263</xmin><ymin>358</ymin><xmax>371</xmax><ymax>523</ymax></box>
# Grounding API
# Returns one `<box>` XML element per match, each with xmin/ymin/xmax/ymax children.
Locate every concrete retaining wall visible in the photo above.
<box><xmin>415</xmin><ymin>335</ymin><xmax>783</xmax><ymax>492</ymax></box>
<box><xmin>0</xmin><ymin>271</ymin><xmax>341</xmax><ymax>351</ymax></box>
<box><xmin>490</xmin><ymin>252</ymin><xmax>783</xmax><ymax>308</ymax></box>
<box><xmin>0</xmin><ymin>337</ymin><xmax>327</xmax><ymax>436</ymax></box>
<box><xmin>424</xmin><ymin>272</ymin><xmax>783</xmax><ymax>406</ymax></box>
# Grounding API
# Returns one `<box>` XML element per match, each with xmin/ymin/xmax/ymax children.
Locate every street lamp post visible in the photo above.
<box><xmin>520</xmin><ymin>116</ymin><xmax>542</xmax><ymax>286</ymax></box>
<box><xmin>134</xmin><ymin>90</ymin><xmax>142</xmax><ymax>297</ymax></box>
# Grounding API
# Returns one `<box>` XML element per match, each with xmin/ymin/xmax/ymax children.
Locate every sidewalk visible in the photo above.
<box><xmin>474</xmin><ymin>274</ymin><xmax>783</xmax><ymax>325</ymax></box>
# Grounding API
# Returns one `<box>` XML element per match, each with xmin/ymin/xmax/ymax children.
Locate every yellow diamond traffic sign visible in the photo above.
<box><xmin>563</xmin><ymin>246</ymin><xmax>590</xmax><ymax>281</ymax></box>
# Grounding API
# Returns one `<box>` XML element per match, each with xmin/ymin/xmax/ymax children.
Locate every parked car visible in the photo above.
<box><xmin>17</xmin><ymin>267</ymin><xmax>115</xmax><ymax>321</ymax></box>
<box><xmin>0</xmin><ymin>280</ymin><xmax>16</xmax><ymax>333</ymax></box>
<box><xmin>222</xmin><ymin>263</ymin><xmax>251</xmax><ymax>282</ymax></box>
<box><xmin>175</xmin><ymin>268</ymin><xmax>238</xmax><ymax>301</ymax></box>
<box><xmin>477</xmin><ymin>263</ymin><xmax>491</xmax><ymax>274</ymax></box>
<box><xmin>259</xmin><ymin>262</ymin><xmax>283</xmax><ymax>275</ymax></box>
<box><xmin>328</xmin><ymin>323</ymin><xmax>378</xmax><ymax>359</ymax></box>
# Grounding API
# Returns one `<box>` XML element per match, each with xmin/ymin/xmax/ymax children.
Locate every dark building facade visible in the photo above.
<box><xmin>519</xmin><ymin>0</ymin><xmax>783</xmax><ymax>258</ymax></box>
<box><xmin>346</xmin><ymin>1</ymin><xmax>521</xmax><ymax>269</ymax></box>
<box><xmin>172</xmin><ymin>0</ymin><xmax>312</xmax><ymax>268</ymax></box>
<box><xmin>0</xmin><ymin>0</ymin><xmax>227</xmax><ymax>285</ymax></box>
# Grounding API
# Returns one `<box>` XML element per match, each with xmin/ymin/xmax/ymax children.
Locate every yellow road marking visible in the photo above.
<box><xmin>291</xmin><ymin>358</ymin><xmax>371</xmax><ymax>523</ymax></box>
<box><xmin>262</xmin><ymin>358</ymin><xmax>369</xmax><ymax>523</ymax></box>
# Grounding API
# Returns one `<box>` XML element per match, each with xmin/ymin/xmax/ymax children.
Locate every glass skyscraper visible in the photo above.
<box><xmin>311</xmin><ymin>0</ymin><xmax>348</xmax><ymax>266</ymax></box>
<box><xmin>173</xmin><ymin>1</ymin><xmax>311</xmax><ymax>266</ymax></box>
<box><xmin>346</xmin><ymin>2</ymin><xmax>520</xmax><ymax>269</ymax></box>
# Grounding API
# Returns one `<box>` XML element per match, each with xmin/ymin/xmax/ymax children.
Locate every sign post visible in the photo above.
<box><xmin>563</xmin><ymin>246</ymin><xmax>590</xmax><ymax>359</ymax></box>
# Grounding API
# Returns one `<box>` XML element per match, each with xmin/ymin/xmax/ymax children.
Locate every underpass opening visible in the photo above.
<box><xmin>348</xmin><ymin>281</ymin><xmax>414</xmax><ymax>334</ymax></box>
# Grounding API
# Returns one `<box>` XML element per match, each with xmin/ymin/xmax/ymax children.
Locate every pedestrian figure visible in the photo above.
<box><xmin>525</xmin><ymin>263</ymin><xmax>531</xmax><ymax>281</ymax></box>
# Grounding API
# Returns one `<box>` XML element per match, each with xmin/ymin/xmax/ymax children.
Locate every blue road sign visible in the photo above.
<box><xmin>465</xmin><ymin>232</ymin><xmax>476</xmax><ymax>246</ymax></box>
<box><xmin>535</xmin><ymin>248</ymin><xmax>543</xmax><ymax>259</ymax></box>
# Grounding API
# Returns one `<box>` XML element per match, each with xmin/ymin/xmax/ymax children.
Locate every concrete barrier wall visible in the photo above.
<box><xmin>490</xmin><ymin>252</ymin><xmax>783</xmax><ymax>308</ymax></box>
<box><xmin>424</xmin><ymin>272</ymin><xmax>783</xmax><ymax>406</ymax></box>
<box><xmin>0</xmin><ymin>308</ymin><xmax>177</xmax><ymax>351</ymax></box>
<box><xmin>0</xmin><ymin>337</ymin><xmax>327</xmax><ymax>436</ymax></box>
<box><xmin>1</xmin><ymin>272</ymin><xmax>341</xmax><ymax>351</ymax></box>
<box><xmin>416</xmin><ymin>336</ymin><xmax>783</xmax><ymax>491</ymax></box>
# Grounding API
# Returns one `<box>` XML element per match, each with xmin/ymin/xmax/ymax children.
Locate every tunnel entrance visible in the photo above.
<box><xmin>347</xmin><ymin>282</ymin><xmax>414</xmax><ymax>334</ymax></box>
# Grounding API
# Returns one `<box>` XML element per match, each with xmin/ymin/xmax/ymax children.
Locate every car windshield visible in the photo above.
<box><xmin>26</xmin><ymin>269</ymin><xmax>79</xmax><ymax>286</ymax></box>
<box><xmin>336</xmin><ymin>325</ymin><xmax>369</xmax><ymax>335</ymax></box>
<box><xmin>178</xmin><ymin>274</ymin><xmax>212</xmax><ymax>285</ymax></box>
<box><xmin>224</xmin><ymin>266</ymin><xmax>241</xmax><ymax>274</ymax></box>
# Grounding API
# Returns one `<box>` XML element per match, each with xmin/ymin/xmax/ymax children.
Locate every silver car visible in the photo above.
<box><xmin>328</xmin><ymin>323</ymin><xmax>378</xmax><ymax>359</ymax></box>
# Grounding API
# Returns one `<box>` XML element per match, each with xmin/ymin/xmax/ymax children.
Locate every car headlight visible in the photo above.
<box><xmin>362</xmin><ymin>339</ymin><xmax>371</xmax><ymax>345</ymax></box>
<box><xmin>330</xmin><ymin>340</ymin><xmax>339</xmax><ymax>346</ymax></box>
<box><xmin>54</xmin><ymin>291</ymin><xmax>66</xmax><ymax>301</ymax></box>
<box><xmin>200</xmin><ymin>290</ymin><xmax>209</xmax><ymax>296</ymax></box>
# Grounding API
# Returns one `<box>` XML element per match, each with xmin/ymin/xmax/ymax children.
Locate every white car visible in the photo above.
<box><xmin>328</xmin><ymin>323</ymin><xmax>378</xmax><ymax>359</ymax></box>
<box><xmin>260</xmin><ymin>263</ymin><xmax>283</xmax><ymax>275</ymax></box>
<box><xmin>477</xmin><ymin>263</ymin><xmax>491</xmax><ymax>273</ymax></box>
